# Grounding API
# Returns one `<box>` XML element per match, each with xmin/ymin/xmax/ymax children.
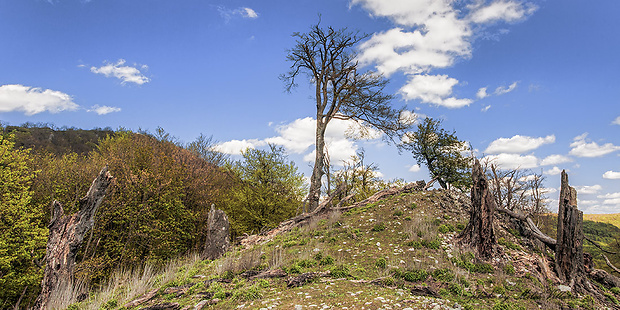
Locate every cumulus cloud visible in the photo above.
<box><xmin>408</xmin><ymin>164</ymin><xmax>421</xmax><ymax>172</ymax></box>
<box><xmin>483</xmin><ymin>153</ymin><xmax>539</xmax><ymax>169</ymax></box>
<box><xmin>603</xmin><ymin>171</ymin><xmax>620</xmax><ymax>180</ymax></box>
<box><xmin>353</xmin><ymin>0</ymin><xmax>536</xmax><ymax>107</ymax></box>
<box><xmin>544</xmin><ymin>166</ymin><xmax>563</xmax><ymax>176</ymax></box>
<box><xmin>87</xmin><ymin>105</ymin><xmax>121</xmax><ymax>115</ymax></box>
<box><xmin>569</xmin><ymin>133</ymin><xmax>620</xmax><ymax>158</ymax></box>
<box><xmin>612</xmin><ymin>116</ymin><xmax>620</xmax><ymax>125</ymax></box>
<box><xmin>494</xmin><ymin>81</ymin><xmax>518</xmax><ymax>95</ymax></box>
<box><xmin>540</xmin><ymin>154</ymin><xmax>572</xmax><ymax>166</ymax></box>
<box><xmin>598</xmin><ymin>192</ymin><xmax>620</xmax><ymax>206</ymax></box>
<box><xmin>217</xmin><ymin>117</ymin><xmax>382</xmax><ymax>166</ymax></box>
<box><xmin>399</xmin><ymin>74</ymin><xmax>473</xmax><ymax>108</ymax></box>
<box><xmin>0</xmin><ymin>84</ymin><xmax>79</xmax><ymax>115</ymax></box>
<box><xmin>485</xmin><ymin>134</ymin><xmax>555</xmax><ymax>154</ymax></box>
<box><xmin>215</xmin><ymin>139</ymin><xmax>266</xmax><ymax>155</ymax></box>
<box><xmin>90</xmin><ymin>59</ymin><xmax>150</xmax><ymax>85</ymax></box>
<box><xmin>576</xmin><ymin>184</ymin><xmax>602</xmax><ymax>195</ymax></box>
<box><xmin>469</xmin><ymin>0</ymin><xmax>537</xmax><ymax>24</ymax></box>
<box><xmin>476</xmin><ymin>87</ymin><xmax>489</xmax><ymax>99</ymax></box>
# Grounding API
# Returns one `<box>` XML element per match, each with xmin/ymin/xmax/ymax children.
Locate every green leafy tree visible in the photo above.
<box><xmin>401</xmin><ymin>117</ymin><xmax>472</xmax><ymax>191</ymax></box>
<box><xmin>0</xmin><ymin>135</ymin><xmax>47</xmax><ymax>307</ymax></box>
<box><xmin>228</xmin><ymin>145</ymin><xmax>306</xmax><ymax>233</ymax></box>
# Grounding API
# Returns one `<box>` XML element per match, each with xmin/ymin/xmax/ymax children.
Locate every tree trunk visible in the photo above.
<box><xmin>308</xmin><ymin>120</ymin><xmax>327</xmax><ymax>212</ymax></box>
<box><xmin>33</xmin><ymin>167</ymin><xmax>113</xmax><ymax>310</ymax></box>
<box><xmin>555</xmin><ymin>170</ymin><xmax>590</xmax><ymax>292</ymax></box>
<box><xmin>457</xmin><ymin>159</ymin><xmax>496</xmax><ymax>258</ymax></box>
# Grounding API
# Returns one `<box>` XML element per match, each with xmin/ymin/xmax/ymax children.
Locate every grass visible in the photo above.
<box><xmin>64</xmin><ymin>190</ymin><xmax>620</xmax><ymax>310</ymax></box>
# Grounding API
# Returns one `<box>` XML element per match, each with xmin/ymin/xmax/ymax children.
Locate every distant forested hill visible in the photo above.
<box><xmin>2</xmin><ymin>123</ymin><xmax>114</xmax><ymax>155</ymax></box>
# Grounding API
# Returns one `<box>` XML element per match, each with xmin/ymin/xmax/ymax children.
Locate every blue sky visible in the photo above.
<box><xmin>1</xmin><ymin>0</ymin><xmax>619</xmax><ymax>213</ymax></box>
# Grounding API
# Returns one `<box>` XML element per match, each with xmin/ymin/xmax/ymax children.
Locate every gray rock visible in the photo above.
<box><xmin>202</xmin><ymin>205</ymin><xmax>231</xmax><ymax>260</ymax></box>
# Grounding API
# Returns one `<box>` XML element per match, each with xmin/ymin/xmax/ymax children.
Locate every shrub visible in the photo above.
<box><xmin>438</xmin><ymin>224</ymin><xmax>455</xmax><ymax>234</ymax></box>
<box><xmin>406</xmin><ymin>240</ymin><xmax>423</xmax><ymax>249</ymax></box>
<box><xmin>330</xmin><ymin>264</ymin><xmax>350</xmax><ymax>278</ymax></box>
<box><xmin>393</xmin><ymin>210</ymin><xmax>404</xmax><ymax>217</ymax></box>
<box><xmin>432</xmin><ymin>268</ymin><xmax>454</xmax><ymax>282</ymax></box>
<box><xmin>504</xmin><ymin>263</ymin><xmax>515</xmax><ymax>275</ymax></box>
<box><xmin>376</xmin><ymin>258</ymin><xmax>388</xmax><ymax>269</ymax></box>
<box><xmin>421</xmin><ymin>239</ymin><xmax>441</xmax><ymax>250</ymax></box>
<box><xmin>401</xmin><ymin>269</ymin><xmax>428</xmax><ymax>282</ymax></box>
<box><xmin>320</xmin><ymin>255</ymin><xmax>335</xmax><ymax>266</ymax></box>
<box><xmin>371</xmin><ymin>222</ymin><xmax>387</xmax><ymax>232</ymax></box>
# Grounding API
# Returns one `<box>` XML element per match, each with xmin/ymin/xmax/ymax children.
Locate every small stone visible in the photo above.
<box><xmin>557</xmin><ymin>285</ymin><xmax>572</xmax><ymax>292</ymax></box>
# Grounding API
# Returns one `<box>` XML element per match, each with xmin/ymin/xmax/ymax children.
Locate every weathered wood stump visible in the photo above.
<box><xmin>33</xmin><ymin>166</ymin><xmax>114</xmax><ymax>310</ymax></box>
<box><xmin>554</xmin><ymin>170</ymin><xmax>596</xmax><ymax>294</ymax></box>
<box><xmin>457</xmin><ymin>159</ymin><xmax>496</xmax><ymax>258</ymax></box>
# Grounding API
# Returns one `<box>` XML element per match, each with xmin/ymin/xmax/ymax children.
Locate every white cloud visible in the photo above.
<box><xmin>544</xmin><ymin>166</ymin><xmax>563</xmax><ymax>176</ymax></box>
<box><xmin>90</xmin><ymin>59</ymin><xmax>150</xmax><ymax>85</ymax></box>
<box><xmin>540</xmin><ymin>154</ymin><xmax>572</xmax><ymax>166</ymax></box>
<box><xmin>0</xmin><ymin>84</ymin><xmax>79</xmax><ymax>115</ymax></box>
<box><xmin>218</xmin><ymin>117</ymin><xmax>382</xmax><ymax>166</ymax></box>
<box><xmin>399</xmin><ymin>74</ymin><xmax>473</xmax><ymax>108</ymax></box>
<box><xmin>408</xmin><ymin>164</ymin><xmax>421</xmax><ymax>172</ymax></box>
<box><xmin>576</xmin><ymin>184</ymin><xmax>602</xmax><ymax>195</ymax></box>
<box><xmin>485</xmin><ymin>134</ymin><xmax>555</xmax><ymax>154</ymax></box>
<box><xmin>215</xmin><ymin>139</ymin><xmax>266</xmax><ymax>155</ymax></box>
<box><xmin>353</xmin><ymin>0</ymin><xmax>536</xmax><ymax>107</ymax></box>
<box><xmin>87</xmin><ymin>105</ymin><xmax>121</xmax><ymax>115</ymax></box>
<box><xmin>494</xmin><ymin>81</ymin><xmax>518</xmax><ymax>95</ymax></box>
<box><xmin>603</xmin><ymin>171</ymin><xmax>620</xmax><ymax>180</ymax></box>
<box><xmin>399</xmin><ymin>110</ymin><xmax>418</xmax><ymax>126</ymax></box>
<box><xmin>476</xmin><ymin>87</ymin><xmax>489</xmax><ymax>99</ymax></box>
<box><xmin>217</xmin><ymin>6</ymin><xmax>259</xmax><ymax>21</ymax></box>
<box><xmin>612</xmin><ymin>116</ymin><xmax>620</xmax><ymax>125</ymax></box>
<box><xmin>481</xmin><ymin>105</ymin><xmax>491</xmax><ymax>112</ymax></box>
<box><xmin>483</xmin><ymin>153</ymin><xmax>539</xmax><ymax>169</ymax></box>
<box><xmin>469</xmin><ymin>0</ymin><xmax>537</xmax><ymax>24</ymax></box>
<box><xmin>569</xmin><ymin>133</ymin><xmax>620</xmax><ymax>158</ymax></box>
<box><xmin>240</xmin><ymin>7</ymin><xmax>258</xmax><ymax>18</ymax></box>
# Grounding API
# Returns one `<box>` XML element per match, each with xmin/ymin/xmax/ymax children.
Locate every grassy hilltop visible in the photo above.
<box><xmin>64</xmin><ymin>189</ymin><xmax>620</xmax><ymax>310</ymax></box>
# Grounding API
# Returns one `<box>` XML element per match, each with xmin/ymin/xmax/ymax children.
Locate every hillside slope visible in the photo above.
<box><xmin>68</xmin><ymin>188</ymin><xmax>619</xmax><ymax>310</ymax></box>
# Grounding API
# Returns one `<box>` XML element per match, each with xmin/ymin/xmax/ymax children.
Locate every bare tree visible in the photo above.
<box><xmin>281</xmin><ymin>21</ymin><xmax>409</xmax><ymax>211</ymax></box>
<box><xmin>485</xmin><ymin>164</ymin><xmax>548</xmax><ymax>214</ymax></box>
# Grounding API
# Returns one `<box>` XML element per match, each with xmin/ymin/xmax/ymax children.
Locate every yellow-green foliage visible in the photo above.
<box><xmin>0</xmin><ymin>135</ymin><xmax>47</xmax><ymax>306</ymax></box>
<box><xmin>584</xmin><ymin>213</ymin><xmax>620</xmax><ymax>230</ymax></box>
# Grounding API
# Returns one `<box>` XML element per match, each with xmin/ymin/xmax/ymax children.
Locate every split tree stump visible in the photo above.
<box><xmin>33</xmin><ymin>167</ymin><xmax>113</xmax><ymax>310</ymax></box>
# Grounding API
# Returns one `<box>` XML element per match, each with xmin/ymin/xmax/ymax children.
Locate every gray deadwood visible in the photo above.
<box><xmin>456</xmin><ymin>159</ymin><xmax>496</xmax><ymax>258</ymax></box>
<box><xmin>33</xmin><ymin>166</ymin><xmax>113</xmax><ymax>310</ymax></box>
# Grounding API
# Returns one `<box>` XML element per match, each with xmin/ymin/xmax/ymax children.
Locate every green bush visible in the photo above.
<box><xmin>432</xmin><ymin>268</ymin><xmax>454</xmax><ymax>282</ymax></box>
<box><xmin>330</xmin><ymin>264</ymin><xmax>350</xmax><ymax>278</ymax></box>
<box><xmin>393</xmin><ymin>210</ymin><xmax>404</xmax><ymax>217</ymax></box>
<box><xmin>376</xmin><ymin>257</ymin><xmax>388</xmax><ymax>269</ymax></box>
<box><xmin>401</xmin><ymin>269</ymin><xmax>428</xmax><ymax>282</ymax></box>
<box><xmin>406</xmin><ymin>240</ymin><xmax>423</xmax><ymax>249</ymax></box>
<box><xmin>371</xmin><ymin>222</ymin><xmax>387</xmax><ymax>232</ymax></box>
<box><xmin>320</xmin><ymin>255</ymin><xmax>335</xmax><ymax>266</ymax></box>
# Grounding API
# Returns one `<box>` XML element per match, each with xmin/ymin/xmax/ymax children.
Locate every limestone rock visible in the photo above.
<box><xmin>202</xmin><ymin>205</ymin><xmax>231</xmax><ymax>260</ymax></box>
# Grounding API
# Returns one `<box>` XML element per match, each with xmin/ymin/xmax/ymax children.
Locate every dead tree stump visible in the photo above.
<box><xmin>554</xmin><ymin>170</ymin><xmax>592</xmax><ymax>293</ymax></box>
<box><xmin>33</xmin><ymin>166</ymin><xmax>114</xmax><ymax>310</ymax></box>
<box><xmin>202</xmin><ymin>206</ymin><xmax>231</xmax><ymax>260</ymax></box>
<box><xmin>457</xmin><ymin>159</ymin><xmax>496</xmax><ymax>258</ymax></box>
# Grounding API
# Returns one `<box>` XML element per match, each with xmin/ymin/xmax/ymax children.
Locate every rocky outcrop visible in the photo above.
<box><xmin>202</xmin><ymin>206</ymin><xmax>231</xmax><ymax>260</ymax></box>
